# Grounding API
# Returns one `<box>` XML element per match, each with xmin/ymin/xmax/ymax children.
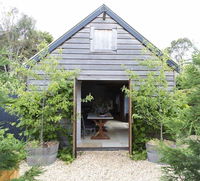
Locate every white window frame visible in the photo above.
<box><xmin>90</xmin><ymin>26</ymin><xmax>117</xmax><ymax>53</ymax></box>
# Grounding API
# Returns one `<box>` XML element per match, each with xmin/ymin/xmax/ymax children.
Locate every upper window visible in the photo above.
<box><xmin>90</xmin><ymin>27</ymin><xmax>117</xmax><ymax>52</ymax></box>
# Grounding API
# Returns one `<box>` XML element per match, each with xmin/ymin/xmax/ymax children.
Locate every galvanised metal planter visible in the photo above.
<box><xmin>26</xmin><ymin>141</ymin><xmax>59</xmax><ymax>166</ymax></box>
<box><xmin>146</xmin><ymin>150</ymin><xmax>161</xmax><ymax>163</ymax></box>
<box><xmin>146</xmin><ymin>142</ymin><xmax>161</xmax><ymax>163</ymax></box>
<box><xmin>146</xmin><ymin>141</ymin><xmax>176</xmax><ymax>164</ymax></box>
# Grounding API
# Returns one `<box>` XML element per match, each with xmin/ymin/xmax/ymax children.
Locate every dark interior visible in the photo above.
<box><xmin>81</xmin><ymin>80</ymin><xmax>129</xmax><ymax>126</ymax></box>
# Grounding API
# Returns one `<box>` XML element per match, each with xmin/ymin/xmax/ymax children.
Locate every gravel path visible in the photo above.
<box><xmin>20</xmin><ymin>151</ymin><xmax>161</xmax><ymax>181</ymax></box>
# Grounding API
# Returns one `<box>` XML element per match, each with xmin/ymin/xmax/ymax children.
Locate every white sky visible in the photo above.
<box><xmin>0</xmin><ymin>0</ymin><xmax>200</xmax><ymax>49</ymax></box>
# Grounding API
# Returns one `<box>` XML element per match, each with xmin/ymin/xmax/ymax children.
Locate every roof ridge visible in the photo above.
<box><xmin>30</xmin><ymin>4</ymin><xmax>179</xmax><ymax>72</ymax></box>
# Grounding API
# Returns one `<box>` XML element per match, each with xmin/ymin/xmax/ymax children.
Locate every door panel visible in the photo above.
<box><xmin>128</xmin><ymin>79</ymin><xmax>132</xmax><ymax>154</ymax></box>
<box><xmin>73</xmin><ymin>79</ymin><xmax>77</xmax><ymax>157</ymax></box>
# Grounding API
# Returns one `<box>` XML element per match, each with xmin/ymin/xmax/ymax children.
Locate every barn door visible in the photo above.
<box><xmin>128</xmin><ymin>79</ymin><xmax>133</xmax><ymax>154</ymax></box>
<box><xmin>73</xmin><ymin>79</ymin><xmax>77</xmax><ymax>157</ymax></box>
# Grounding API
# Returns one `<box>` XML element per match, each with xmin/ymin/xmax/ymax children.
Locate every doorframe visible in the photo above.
<box><xmin>128</xmin><ymin>79</ymin><xmax>133</xmax><ymax>154</ymax></box>
<box><xmin>72</xmin><ymin>78</ymin><xmax>77</xmax><ymax>157</ymax></box>
<box><xmin>73</xmin><ymin>79</ymin><xmax>133</xmax><ymax>157</ymax></box>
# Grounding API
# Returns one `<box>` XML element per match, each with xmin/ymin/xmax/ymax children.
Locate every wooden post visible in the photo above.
<box><xmin>128</xmin><ymin>79</ymin><xmax>133</xmax><ymax>154</ymax></box>
<box><xmin>73</xmin><ymin>78</ymin><xmax>77</xmax><ymax>157</ymax></box>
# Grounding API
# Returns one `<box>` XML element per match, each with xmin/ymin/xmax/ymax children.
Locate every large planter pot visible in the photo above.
<box><xmin>146</xmin><ymin>150</ymin><xmax>161</xmax><ymax>163</ymax></box>
<box><xmin>146</xmin><ymin>140</ymin><xmax>176</xmax><ymax>164</ymax></box>
<box><xmin>0</xmin><ymin>169</ymin><xmax>19</xmax><ymax>181</ymax></box>
<box><xmin>26</xmin><ymin>141</ymin><xmax>59</xmax><ymax>166</ymax></box>
<box><xmin>146</xmin><ymin>142</ymin><xmax>161</xmax><ymax>163</ymax></box>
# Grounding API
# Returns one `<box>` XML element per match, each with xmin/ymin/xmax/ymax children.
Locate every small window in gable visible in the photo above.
<box><xmin>90</xmin><ymin>27</ymin><xmax>117</xmax><ymax>52</ymax></box>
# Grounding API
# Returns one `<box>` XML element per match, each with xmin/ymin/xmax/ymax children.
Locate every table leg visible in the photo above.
<box><xmin>91</xmin><ymin>120</ymin><xmax>110</xmax><ymax>139</ymax></box>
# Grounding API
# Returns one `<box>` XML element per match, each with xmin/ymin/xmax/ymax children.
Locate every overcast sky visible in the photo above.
<box><xmin>0</xmin><ymin>0</ymin><xmax>200</xmax><ymax>49</ymax></box>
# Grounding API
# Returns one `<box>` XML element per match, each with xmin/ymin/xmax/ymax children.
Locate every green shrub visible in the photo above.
<box><xmin>160</xmin><ymin>139</ymin><xmax>200</xmax><ymax>181</ymax></box>
<box><xmin>6</xmin><ymin>56</ymin><xmax>77</xmax><ymax>144</ymax></box>
<box><xmin>0</xmin><ymin>129</ymin><xmax>25</xmax><ymax>170</ymax></box>
<box><xmin>131</xmin><ymin>150</ymin><xmax>147</xmax><ymax>161</ymax></box>
<box><xmin>124</xmin><ymin>47</ymin><xmax>189</xmax><ymax>159</ymax></box>
<box><xmin>58</xmin><ymin>147</ymin><xmax>74</xmax><ymax>164</ymax></box>
<box><xmin>8</xmin><ymin>79</ymin><xmax>74</xmax><ymax>142</ymax></box>
<box><xmin>159</xmin><ymin>52</ymin><xmax>200</xmax><ymax>181</ymax></box>
<box><xmin>11</xmin><ymin>166</ymin><xmax>43</xmax><ymax>181</ymax></box>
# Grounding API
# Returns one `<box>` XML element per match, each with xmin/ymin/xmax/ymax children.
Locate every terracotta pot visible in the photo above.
<box><xmin>0</xmin><ymin>169</ymin><xmax>19</xmax><ymax>181</ymax></box>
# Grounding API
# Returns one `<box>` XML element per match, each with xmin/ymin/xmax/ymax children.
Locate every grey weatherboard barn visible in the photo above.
<box><xmin>29</xmin><ymin>4</ymin><xmax>178</xmax><ymax>156</ymax></box>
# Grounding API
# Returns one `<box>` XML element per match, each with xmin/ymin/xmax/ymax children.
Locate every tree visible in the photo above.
<box><xmin>0</xmin><ymin>49</ymin><xmax>21</xmax><ymax>106</ymax></box>
<box><xmin>160</xmin><ymin>53</ymin><xmax>200</xmax><ymax>181</ymax></box>
<box><xmin>166</xmin><ymin>38</ymin><xmax>198</xmax><ymax>71</ymax></box>
<box><xmin>123</xmin><ymin>46</ymin><xmax>188</xmax><ymax>160</ymax></box>
<box><xmin>160</xmin><ymin>139</ymin><xmax>200</xmax><ymax>181</ymax></box>
<box><xmin>181</xmin><ymin>53</ymin><xmax>200</xmax><ymax>135</ymax></box>
<box><xmin>0</xmin><ymin>8</ymin><xmax>53</xmax><ymax>63</ymax></box>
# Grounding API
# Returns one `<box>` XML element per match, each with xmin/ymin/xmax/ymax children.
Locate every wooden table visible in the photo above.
<box><xmin>87</xmin><ymin>113</ymin><xmax>114</xmax><ymax>139</ymax></box>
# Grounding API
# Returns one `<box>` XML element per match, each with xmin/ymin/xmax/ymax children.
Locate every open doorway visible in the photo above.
<box><xmin>77</xmin><ymin>80</ymin><xmax>129</xmax><ymax>149</ymax></box>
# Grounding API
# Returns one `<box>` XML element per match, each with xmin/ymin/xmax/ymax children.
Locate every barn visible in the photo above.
<box><xmin>30</xmin><ymin>4</ymin><xmax>178</xmax><ymax>156</ymax></box>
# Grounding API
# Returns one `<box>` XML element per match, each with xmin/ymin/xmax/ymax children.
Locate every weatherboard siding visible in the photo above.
<box><xmin>28</xmin><ymin>13</ymin><xmax>175</xmax><ymax>90</ymax></box>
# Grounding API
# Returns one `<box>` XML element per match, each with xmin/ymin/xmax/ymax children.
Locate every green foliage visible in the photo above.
<box><xmin>0</xmin><ymin>129</ymin><xmax>25</xmax><ymax>170</ymax></box>
<box><xmin>11</xmin><ymin>166</ymin><xmax>44</xmax><ymax>181</ymax></box>
<box><xmin>183</xmin><ymin>54</ymin><xmax>200</xmax><ymax>135</ymax></box>
<box><xmin>58</xmin><ymin>147</ymin><xmax>74</xmax><ymax>164</ymax></box>
<box><xmin>0</xmin><ymin>48</ymin><xmax>27</xmax><ymax>108</ymax></box>
<box><xmin>0</xmin><ymin>8</ymin><xmax>53</xmax><ymax>62</ymax></box>
<box><xmin>160</xmin><ymin>139</ymin><xmax>200</xmax><ymax>181</ymax></box>
<box><xmin>131</xmin><ymin>150</ymin><xmax>147</xmax><ymax>161</ymax></box>
<box><xmin>6</xmin><ymin>54</ymin><xmax>77</xmax><ymax>143</ymax></box>
<box><xmin>159</xmin><ymin>53</ymin><xmax>200</xmax><ymax>180</ymax></box>
<box><xmin>82</xmin><ymin>93</ymin><xmax>94</xmax><ymax>103</ymax></box>
<box><xmin>124</xmin><ymin>46</ymin><xmax>188</xmax><ymax>158</ymax></box>
<box><xmin>160</xmin><ymin>90</ymin><xmax>190</xmax><ymax>139</ymax></box>
<box><xmin>124</xmin><ymin>58</ymin><xmax>170</xmax><ymax>152</ymax></box>
<box><xmin>0</xmin><ymin>49</ymin><xmax>16</xmax><ymax>105</ymax></box>
<box><xmin>176</xmin><ymin>53</ymin><xmax>200</xmax><ymax>135</ymax></box>
<box><xmin>165</xmin><ymin>38</ymin><xmax>198</xmax><ymax>71</ymax></box>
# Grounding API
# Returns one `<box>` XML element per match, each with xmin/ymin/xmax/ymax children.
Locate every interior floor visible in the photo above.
<box><xmin>78</xmin><ymin>120</ymin><xmax>128</xmax><ymax>148</ymax></box>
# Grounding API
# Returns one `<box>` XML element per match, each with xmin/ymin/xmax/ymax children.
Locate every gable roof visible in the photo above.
<box><xmin>31</xmin><ymin>4</ymin><xmax>179</xmax><ymax>72</ymax></box>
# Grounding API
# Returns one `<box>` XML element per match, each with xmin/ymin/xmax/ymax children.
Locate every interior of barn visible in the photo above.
<box><xmin>78</xmin><ymin>80</ymin><xmax>129</xmax><ymax>148</ymax></box>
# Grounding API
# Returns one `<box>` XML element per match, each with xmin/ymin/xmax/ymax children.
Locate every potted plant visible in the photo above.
<box><xmin>146</xmin><ymin>89</ymin><xmax>189</xmax><ymax>163</ymax></box>
<box><xmin>143</xmin><ymin>68</ymin><xmax>177</xmax><ymax>163</ymax></box>
<box><xmin>6</xmin><ymin>56</ymin><xmax>77</xmax><ymax>166</ymax></box>
<box><xmin>124</xmin><ymin>47</ymin><xmax>181</xmax><ymax>162</ymax></box>
<box><xmin>0</xmin><ymin>129</ymin><xmax>25</xmax><ymax>181</ymax></box>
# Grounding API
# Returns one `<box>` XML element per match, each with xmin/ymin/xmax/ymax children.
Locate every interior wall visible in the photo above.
<box><xmin>77</xmin><ymin>80</ymin><xmax>129</xmax><ymax>144</ymax></box>
<box><xmin>81</xmin><ymin>81</ymin><xmax>128</xmax><ymax>121</ymax></box>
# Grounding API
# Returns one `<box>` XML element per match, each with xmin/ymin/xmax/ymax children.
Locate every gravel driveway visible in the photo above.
<box><xmin>20</xmin><ymin>151</ymin><xmax>161</xmax><ymax>181</ymax></box>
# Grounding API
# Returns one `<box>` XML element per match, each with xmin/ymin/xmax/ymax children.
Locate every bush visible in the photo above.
<box><xmin>131</xmin><ymin>150</ymin><xmax>147</xmax><ymax>161</ymax></box>
<box><xmin>0</xmin><ymin>129</ymin><xmax>25</xmax><ymax>170</ymax></box>
<box><xmin>11</xmin><ymin>166</ymin><xmax>43</xmax><ymax>181</ymax></box>
<box><xmin>124</xmin><ymin>48</ymin><xmax>189</xmax><ymax>159</ymax></box>
<box><xmin>160</xmin><ymin>139</ymin><xmax>200</xmax><ymax>181</ymax></box>
<box><xmin>6</xmin><ymin>56</ymin><xmax>77</xmax><ymax>143</ymax></box>
<box><xmin>58</xmin><ymin>147</ymin><xmax>74</xmax><ymax>164</ymax></box>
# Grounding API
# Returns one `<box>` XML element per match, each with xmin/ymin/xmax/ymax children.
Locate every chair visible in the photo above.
<box><xmin>81</xmin><ymin>116</ymin><xmax>96</xmax><ymax>139</ymax></box>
